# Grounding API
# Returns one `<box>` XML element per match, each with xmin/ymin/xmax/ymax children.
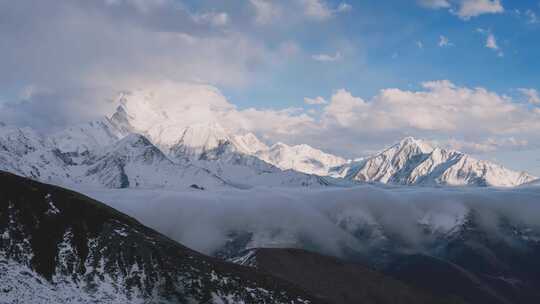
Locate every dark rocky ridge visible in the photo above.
<box><xmin>0</xmin><ymin>171</ymin><xmax>325</xmax><ymax>303</ymax></box>
<box><xmin>233</xmin><ymin>247</ymin><xmax>463</xmax><ymax>304</ymax></box>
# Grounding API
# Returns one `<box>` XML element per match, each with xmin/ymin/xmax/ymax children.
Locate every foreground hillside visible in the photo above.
<box><xmin>0</xmin><ymin>171</ymin><xmax>325</xmax><ymax>304</ymax></box>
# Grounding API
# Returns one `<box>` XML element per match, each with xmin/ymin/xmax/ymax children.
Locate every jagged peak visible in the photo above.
<box><xmin>114</xmin><ymin>133</ymin><xmax>154</xmax><ymax>148</ymax></box>
<box><xmin>270</xmin><ymin>142</ymin><xmax>289</xmax><ymax>149</ymax></box>
<box><xmin>232</xmin><ymin>132</ymin><xmax>269</xmax><ymax>154</ymax></box>
<box><xmin>177</xmin><ymin>122</ymin><xmax>231</xmax><ymax>147</ymax></box>
<box><xmin>395</xmin><ymin>136</ymin><xmax>434</xmax><ymax>152</ymax></box>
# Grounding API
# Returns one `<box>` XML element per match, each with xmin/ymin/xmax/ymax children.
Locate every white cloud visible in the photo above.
<box><xmin>420</xmin><ymin>0</ymin><xmax>504</xmax><ymax>20</ymax></box>
<box><xmin>438</xmin><ymin>35</ymin><xmax>453</xmax><ymax>47</ymax></box>
<box><xmin>192</xmin><ymin>11</ymin><xmax>229</xmax><ymax>27</ymax></box>
<box><xmin>250</xmin><ymin>0</ymin><xmax>282</xmax><ymax>25</ymax></box>
<box><xmin>304</xmin><ymin>96</ymin><xmax>328</xmax><ymax>105</ymax></box>
<box><xmin>4</xmin><ymin>78</ymin><xmax>540</xmax><ymax>158</ymax></box>
<box><xmin>518</xmin><ymin>88</ymin><xmax>540</xmax><ymax>104</ymax></box>
<box><xmin>312</xmin><ymin>52</ymin><xmax>342</xmax><ymax>62</ymax></box>
<box><xmin>416</xmin><ymin>41</ymin><xmax>424</xmax><ymax>49</ymax></box>
<box><xmin>0</xmin><ymin>0</ymin><xmax>282</xmax><ymax>91</ymax></box>
<box><xmin>320</xmin><ymin>80</ymin><xmax>540</xmax><ymax>139</ymax></box>
<box><xmin>477</xmin><ymin>29</ymin><xmax>504</xmax><ymax>57</ymax></box>
<box><xmin>525</xmin><ymin>9</ymin><xmax>539</xmax><ymax>24</ymax></box>
<box><xmin>418</xmin><ymin>0</ymin><xmax>451</xmax><ymax>9</ymax></box>
<box><xmin>336</xmin><ymin>3</ymin><xmax>353</xmax><ymax>13</ymax></box>
<box><xmin>447</xmin><ymin>137</ymin><xmax>529</xmax><ymax>153</ymax></box>
<box><xmin>455</xmin><ymin>0</ymin><xmax>504</xmax><ymax>19</ymax></box>
<box><xmin>298</xmin><ymin>0</ymin><xmax>352</xmax><ymax>20</ymax></box>
<box><xmin>486</xmin><ymin>33</ymin><xmax>498</xmax><ymax>49</ymax></box>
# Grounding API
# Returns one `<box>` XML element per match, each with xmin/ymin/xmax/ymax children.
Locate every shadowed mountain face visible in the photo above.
<box><xmin>233</xmin><ymin>248</ymin><xmax>463</xmax><ymax>304</ymax></box>
<box><xmin>383</xmin><ymin>211</ymin><xmax>540</xmax><ymax>304</ymax></box>
<box><xmin>0</xmin><ymin>171</ymin><xmax>325</xmax><ymax>304</ymax></box>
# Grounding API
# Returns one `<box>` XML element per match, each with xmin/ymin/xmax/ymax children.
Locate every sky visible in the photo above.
<box><xmin>0</xmin><ymin>0</ymin><xmax>540</xmax><ymax>174</ymax></box>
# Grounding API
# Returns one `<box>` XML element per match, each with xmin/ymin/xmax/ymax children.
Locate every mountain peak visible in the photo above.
<box><xmin>116</xmin><ymin>133</ymin><xmax>154</xmax><ymax>148</ymax></box>
<box><xmin>258</xmin><ymin>142</ymin><xmax>347</xmax><ymax>176</ymax></box>
<box><xmin>343</xmin><ymin>137</ymin><xmax>536</xmax><ymax>187</ymax></box>
<box><xmin>396</xmin><ymin>136</ymin><xmax>433</xmax><ymax>153</ymax></box>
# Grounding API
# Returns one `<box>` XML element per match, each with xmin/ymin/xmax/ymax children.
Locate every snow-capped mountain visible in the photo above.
<box><xmin>332</xmin><ymin>137</ymin><xmax>536</xmax><ymax>187</ymax></box>
<box><xmin>0</xmin><ymin>122</ymin><xmax>228</xmax><ymax>190</ymax></box>
<box><xmin>0</xmin><ymin>120</ymin><xmax>334</xmax><ymax>189</ymax></box>
<box><xmin>0</xmin><ymin>171</ymin><xmax>324</xmax><ymax>304</ymax></box>
<box><xmin>107</xmin><ymin>87</ymin><xmax>235</xmax><ymax>151</ymax></box>
<box><xmin>83</xmin><ymin>133</ymin><xmax>226</xmax><ymax>189</ymax></box>
<box><xmin>256</xmin><ymin>142</ymin><xmax>347</xmax><ymax>176</ymax></box>
<box><xmin>108</xmin><ymin>89</ymin><xmax>347</xmax><ymax>176</ymax></box>
<box><xmin>0</xmin><ymin>124</ymin><xmax>72</xmax><ymax>183</ymax></box>
<box><xmin>50</xmin><ymin>119</ymin><xmax>123</xmax><ymax>157</ymax></box>
<box><xmin>104</xmin><ymin>90</ymin><xmax>340</xmax><ymax>187</ymax></box>
<box><xmin>1</xmin><ymin>87</ymin><xmax>536</xmax><ymax>189</ymax></box>
<box><xmin>168</xmin><ymin>122</ymin><xmax>266</xmax><ymax>162</ymax></box>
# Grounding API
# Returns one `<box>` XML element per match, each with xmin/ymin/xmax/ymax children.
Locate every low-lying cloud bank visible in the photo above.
<box><xmin>82</xmin><ymin>184</ymin><xmax>540</xmax><ymax>256</ymax></box>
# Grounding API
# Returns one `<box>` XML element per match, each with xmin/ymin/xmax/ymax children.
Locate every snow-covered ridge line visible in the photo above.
<box><xmin>0</xmin><ymin>88</ymin><xmax>536</xmax><ymax>188</ymax></box>
<box><xmin>331</xmin><ymin>137</ymin><xmax>535</xmax><ymax>187</ymax></box>
<box><xmin>0</xmin><ymin>119</ymin><xmax>336</xmax><ymax>189</ymax></box>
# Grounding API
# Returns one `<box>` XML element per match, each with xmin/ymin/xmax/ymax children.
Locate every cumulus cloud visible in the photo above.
<box><xmin>304</xmin><ymin>96</ymin><xmax>328</xmax><ymax>105</ymax></box>
<box><xmin>0</xmin><ymin>0</ymin><xmax>299</xmax><ymax>130</ymax></box>
<box><xmin>321</xmin><ymin>80</ymin><xmax>540</xmax><ymax>135</ymax></box>
<box><xmin>420</xmin><ymin>0</ymin><xmax>504</xmax><ymax>20</ymax></box>
<box><xmin>248</xmin><ymin>0</ymin><xmax>351</xmax><ymax>24</ymax></box>
<box><xmin>298</xmin><ymin>0</ymin><xmax>352</xmax><ymax>20</ymax></box>
<box><xmin>305</xmin><ymin>80</ymin><xmax>540</xmax><ymax>156</ymax></box>
<box><xmin>418</xmin><ymin>0</ymin><xmax>451</xmax><ymax>9</ymax></box>
<box><xmin>98</xmin><ymin>81</ymin><xmax>316</xmax><ymax>142</ymax></box>
<box><xmin>192</xmin><ymin>11</ymin><xmax>230</xmax><ymax>27</ymax></box>
<box><xmin>447</xmin><ymin>137</ymin><xmax>529</xmax><ymax>153</ymax></box>
<box><xmin>0</xmin><ymin>0</ymin><xmax>274</xmax><ymax>91</ymax></box>
<box><xmin>249</xmin><ymin>0</ymin><xmax>282</xmax><ymax>25</ymax></box>
<box><xmin>456</xmin><ymin>0</ymin><xmax>503</xmax><ymax>19</ymax></box>
<box><xmin>312</xmin><ymin>52</ymin><xmax>343</xmax><ymax>62</ymax></box>
<box><xmin>518</xmin><ymin>88</ymin><xmax>540</xmax><ymax>104</ymax></box>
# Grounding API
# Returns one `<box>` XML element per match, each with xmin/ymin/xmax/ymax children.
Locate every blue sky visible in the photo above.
<box><xmin>0</xmin><ymin>0</ymin><xmax>539</xmax><ymax>174</ymax></box>
<box><xmin>218</xmin><ymin>0</ymin><xmax>540</xmax><ymax>109</ymax></box>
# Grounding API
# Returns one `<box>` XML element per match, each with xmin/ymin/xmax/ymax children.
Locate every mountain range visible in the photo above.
<box><xmin>0</xmin><ymin>89</ymin><xmax>536</xmax><ymax>189</ymax></box>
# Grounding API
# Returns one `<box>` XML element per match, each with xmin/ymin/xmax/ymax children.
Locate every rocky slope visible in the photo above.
<box><xmin>0</xmin><ymin>171</ymin><xmax>325</xmax><ymax>304</ymax></box>
<box><xmin>232</xmin><ymin>248</ymin><xmax>461</xmax><ymax>304</ymax></box>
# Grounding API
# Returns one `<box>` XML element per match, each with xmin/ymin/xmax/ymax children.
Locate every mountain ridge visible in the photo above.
<box><xmin>0</xmin><ymin>170</ymin><xmax>327</xmax><ymax>304</ymax></box>
<box><xmin>332</xmin><ymin>137</ymin><xmax>535</xmax><ymax>187</ymax></box>
<box><xmin>0</xmin><ymin>89</ymin><xmax>535</xmax><ymax>188</ymax></box>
